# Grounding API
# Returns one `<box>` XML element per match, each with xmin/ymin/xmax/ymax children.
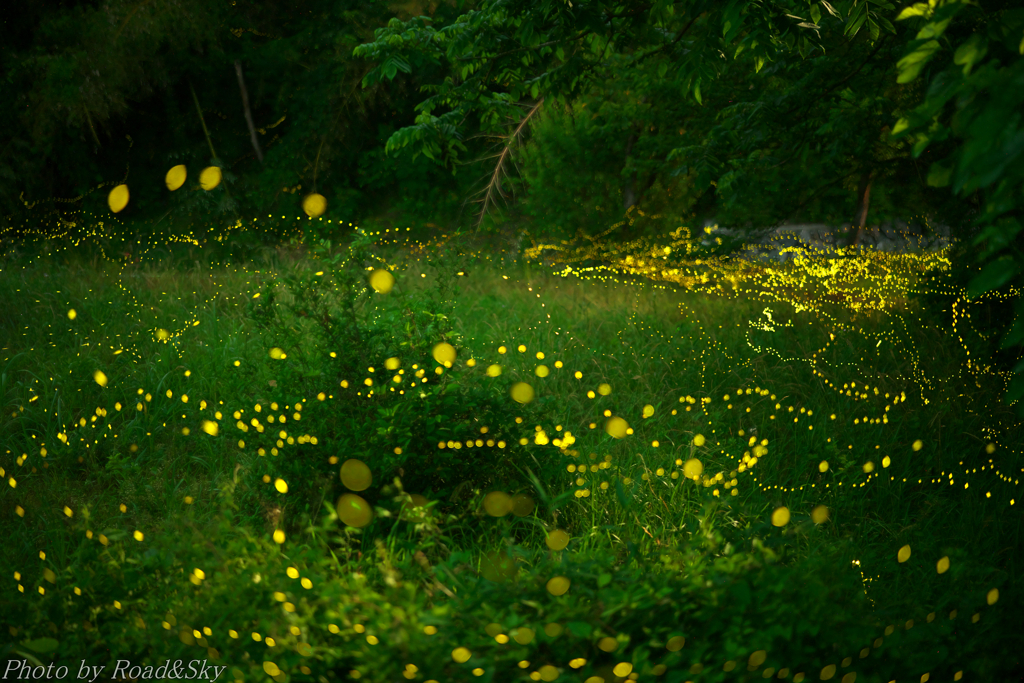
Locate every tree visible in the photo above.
<box><xmin>354</xmin><ymin>1</ymin><xmax>991</xmax><ymax>245</ymax></box>
<box><xmin>354</xmin><ymin>0</ymin><xmax>1023</xmax><ymax>414</ymax></box>
<box><xmin>0</xmin><ymin>0</ymin><xmax>482</xmax><ymax>233</ymax></box>
<box><xmin>890</xmin><ymin>0</ymin><xmax>1024</xmax><ymax>415</ymax></box>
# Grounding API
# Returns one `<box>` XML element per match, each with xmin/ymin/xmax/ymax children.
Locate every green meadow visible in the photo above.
<box><xmin>1</xmin><ymin>213</ymin><xmax>1021</xmax><ymax>683</ymax></box>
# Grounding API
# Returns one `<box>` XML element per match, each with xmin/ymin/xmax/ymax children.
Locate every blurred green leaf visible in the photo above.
<box><xmin>967</xmin><ymin>257</ymin><xmax>1018</xmax><ymax>298</ymax></box>
<box><xmin>20</xmin><ymin>638</ymin><xmax>59</xmax><ymax>654</ymax></box>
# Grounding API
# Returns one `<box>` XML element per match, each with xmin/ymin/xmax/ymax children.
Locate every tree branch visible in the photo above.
<box><xmin>234</xmin><ymin>60</ymin><xmax>263</xmax><ymax>164</ymax></box>
<box><xmin>630</xmin><ymin>12</ymin><xmax>703</xmax><ymax>67</ymax></box>
<box><xmin>775</xmin><ymin>34</ymin><xmax>889</xmax><ymax>121</ymax></box>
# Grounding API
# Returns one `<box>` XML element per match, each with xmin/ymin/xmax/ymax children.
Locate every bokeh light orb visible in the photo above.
<box><xmin>510</xmin><ymin>382</ymin><xmax>535</xmax><ymax>404</ymax></box>
<box><xmin>369</xmin><ymin>269</ymin><xmax>394</xmax><ymax>293</ymax></box>
<box><xmin>336</xmin><ymin>494</ymin><xmax>372</xmax><ymax>528</ymax></box>
<box><xmin>340</xmin><ymin>459</ymin><xmax>372</xmax><ymax>491</ymax></box>
<box><xmin>165</xmin><ymin>165</ymin><xmax>187</xmax><ymax>191</ymax></box>
<box><xmin>108</xmin><ymin>184</ymin><xmax>129</xmax><ymax>213</ymax></box>
<box><xmin>199</xmin><ymin>166</ymin><xmax>222</xmax><ymax>191</ymax></box>
<box><xmin>302</xmin><ymin>193</ymin><xmax>327</xmax><ymax>218</ymax></box>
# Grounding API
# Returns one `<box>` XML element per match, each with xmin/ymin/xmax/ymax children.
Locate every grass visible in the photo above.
<box><xmin>0</xmin><ymin>212</ymin><xmax>1022</xmax><ymax>683</ymax></box>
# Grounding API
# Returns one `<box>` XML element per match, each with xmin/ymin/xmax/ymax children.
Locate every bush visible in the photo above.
<box><xmin>239</xmin><ymin>231</ymin><xmax>551</xmax><ymax>531</ymax></box>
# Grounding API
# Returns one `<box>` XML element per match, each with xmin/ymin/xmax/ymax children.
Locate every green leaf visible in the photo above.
<box><xmin>615</xmin><ymin>478</ymin><xmax>632</xmax><ymax>511</ymax></box>
<box><xmin>1006</xmin><ymin>372</ymin><xmax>1024</xmax><ymax>403</ymax></box>
<box><xmin>21</xmin><ymin>638</ymin><xmax>59</xmax><ymax>654</ymax></box>
<box><xmin>693</xmin><ymin>79</ymin><xmax>702</xmax><ymax>105</ymax></box>
<box><xmin>821</xmin><ymin>1</ymin><xmax>841</xmax><ymax>19</ymax></box>
<box><xmin>896</xmin><ymin>3</ymin><xmax>929</xmax><ymax>21</ymax></box>
<box><xmin>892</xmin><ymin>117</ymin><xmax>910</xmax><ymax>134</ymax></box>
<box><xmin>810</xmin><ymin>5</ymin><xmax>821</xmax><ymax>24</ymax></box>
<box><xmin>566</xmin><ymin>621</ymin><xmax>593</xmax><ymax>637</ymax></box>
<box><xmin>1001</xmin><ymin>317</ymin><xmax>1024</xmax><ymax>350</ymax></box>
<box><xmin>597</xmin><ymin>573</ymin><xmax>612</xmax><ymax>588</ymax></box>
<box><xmin>897</xmin><ymin>39</ymin><xmax>940</xmax><ymax>83</ymax></box>
<box><xmin>926</xmin><ymin>161</ymin><xmax>953</xmax><ymax>187</ymax></box>
<box><xmin>846</xmin><ymin>10</ymin><xmax>868</xmax><ymax>38</ymax></box>
<box><xmin>916</xmin><ymin>18</ymin><xmax>951</xmax><ymax>40</ymax></box>
<box><xmin>967</xmin><ymin>257</ymin><xmax>1019</xmax><ymax>298</ymax></box>
<box><xmin>953</xmin><ymin>34</ymin><xmax>988</xmax><ymax>75</ymax></box>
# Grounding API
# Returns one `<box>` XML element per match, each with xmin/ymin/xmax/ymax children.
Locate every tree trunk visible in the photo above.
<box><xmin>235</xmin><ymin>60</ymin><xmax>263</xmax><ymax>164</ymax></box>
<box><xmin>851</xmin><ymin>170</ymin><xmax>873</xmax><ymax>246</ymax></box>
<box><xmin>188</xmin><ymin>79</ymin><xmax>218</xmax><ymax>162</ymax></box>
<box><xmin>623</xmin><ymin>132</ymin><xmax>638</xmax><ymax>211</ymax></box>
<box><xmin>83</xmin><ymin>107</ymin><xmax>101</xmax><ymax>151</ymax></box>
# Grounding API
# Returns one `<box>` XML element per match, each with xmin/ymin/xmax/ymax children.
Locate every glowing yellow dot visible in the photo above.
<box><xmin>912</xmin><ymin>440</ymin><xmax>923</xmax><ymax>451</ymax></box>
<box><xmin>693</xmin><ymin>434</ymin><xmax>706</xmax><ymax>447</ymax></box>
